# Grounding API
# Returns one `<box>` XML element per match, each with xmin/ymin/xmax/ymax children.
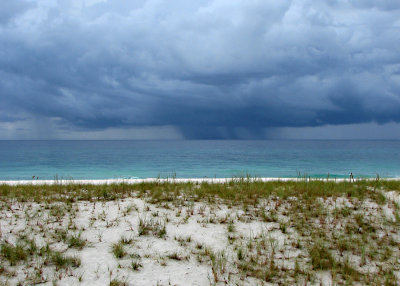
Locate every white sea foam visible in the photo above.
<box><xmin>1</xmin><ymin>177</ymin><xmax>398</xmax><ymax>185</ymax></box>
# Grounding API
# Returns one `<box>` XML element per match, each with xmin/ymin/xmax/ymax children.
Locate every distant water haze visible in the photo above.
<box><xmin>0</xmin><ymin>140</ymin><xmax>399</xmax><ymax>180</ymax></box>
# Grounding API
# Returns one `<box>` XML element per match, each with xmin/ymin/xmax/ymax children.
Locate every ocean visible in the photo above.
<box><xmin>0</xmin><ymin>140</ymin><xmax>399</xmax><ymax>180</ymax></box>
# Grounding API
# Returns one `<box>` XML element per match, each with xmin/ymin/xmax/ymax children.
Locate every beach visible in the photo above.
<box><xmin>0</xmin><ymin>179</ymin><xmax>399</xmax><ymax>285</ymax></box>
<box><xmin>1</xmin><ymin>176</ymin><xmax>398</xmax><ymax>186</ymax></box>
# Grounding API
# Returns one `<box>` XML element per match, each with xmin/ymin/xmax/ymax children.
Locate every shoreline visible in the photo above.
<box><xmin>1</xmin><ymin>176</ymin><xmax>399</xmax><ymax>185</ymax></box>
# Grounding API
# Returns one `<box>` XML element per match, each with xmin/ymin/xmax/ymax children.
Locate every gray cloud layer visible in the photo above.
<box><xmin>1</xmin><ymin>0</ymin><xmax>400</xmax><ymax>139</ymax></box>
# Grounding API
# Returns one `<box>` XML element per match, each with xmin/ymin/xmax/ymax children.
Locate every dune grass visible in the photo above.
<box><xmin>0</xmin><ymin>178</ymin><xmax>397</xmax><ymax>204</ymax></box>
<box><xmin>0</xmin><ymin>178</ymin><xmax>399</xmax><ymax>284</ymax></box>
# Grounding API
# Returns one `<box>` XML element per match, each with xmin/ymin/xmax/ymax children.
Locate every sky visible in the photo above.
<box><xmin>0</xmin><ymin>0</ymin><xmax>400</xmax><ymax>140</ymax></box>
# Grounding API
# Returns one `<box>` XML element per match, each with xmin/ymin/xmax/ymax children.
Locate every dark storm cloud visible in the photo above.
<box><xmin>0</xmin><ymin>0</ymin><xmax>35</xmax><ymax>25</ymax></box>
<box><xmin>0</xmin><ymin>0</ymin><xmax>400</xmax><ymax>138</ymax></box>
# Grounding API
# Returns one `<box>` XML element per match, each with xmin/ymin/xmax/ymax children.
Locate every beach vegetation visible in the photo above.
<box><xmin>138</xmin><ymin>216</ymin><xmax>167</xmax><ymax>238</ymax></box>
<box><xmin>110</xmin><ymin>278</ymin><xmax>128</xmax><ymax>286</ymax></box>
<box><xmin>111</xmin><ymin>242</ymin><xmax>126</xmax><ymax>259</ymax></box>
<box><xmin>67</xmin><ymin>233</ymin><xmax>86</xmax><ymax>249</ymax></box>
<box><xmin>1</xmin><ymin>243</ymin><xmax>28</xmax><ymax>266</ymax></box>
<box><xmin>0</xmin><ymin>178</ymin><xmax>400</xmax><ymax>284</ymax></box>
<box><xmin>309</xmin><ymin>240</ymin><xmax>335</xmax><ymax>270</ymax></box>
<box><xmin>120</xmin><ymin>236</ymin><xmax>134</xmax><ymax>245</ymax></box>
<box><xmin>51</xmin><ymin>252</ymin><xmax>81</xmax><ymax>268</ymax></box>
<box><xmin>131</xmin><ymin>259</ymin><xmax>142</xmax><ymax>271</ymax></box>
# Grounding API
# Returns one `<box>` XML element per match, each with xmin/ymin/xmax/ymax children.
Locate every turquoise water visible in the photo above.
<box><xmin>0</xmin><ymin>140</ymin><xmax>399</xmax><ymax>180</ymax></box>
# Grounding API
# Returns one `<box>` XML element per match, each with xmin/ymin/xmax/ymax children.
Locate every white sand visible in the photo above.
<box><xmin>1</xmin><ymin>179</ymin><xmax>399</xmax><ymax>285</ymax></box>
<box><xmin>1</xmin><ymin>177</ymin><xmax>395</xmax><ymax>186</ymax></box>
<box><xmin>0</xmin><ymin>197</ymin><xmax>291</xmax><ymax>285</ymax></box>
